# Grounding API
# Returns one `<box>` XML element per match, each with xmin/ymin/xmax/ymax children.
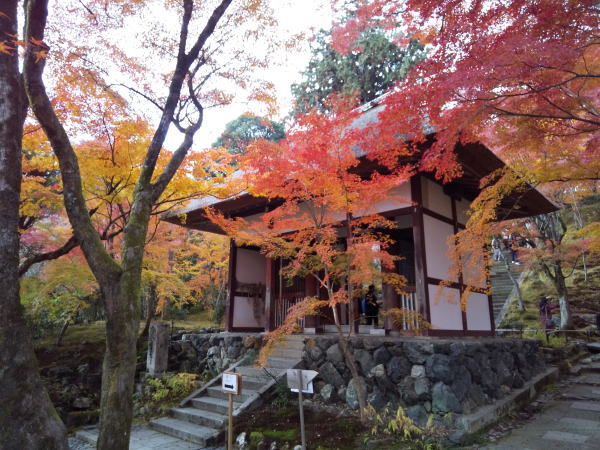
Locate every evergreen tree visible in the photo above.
<box><xmin>291</xmin><ymin>28</ymin><xmax>425</xmax><ymax>114</ymax></box>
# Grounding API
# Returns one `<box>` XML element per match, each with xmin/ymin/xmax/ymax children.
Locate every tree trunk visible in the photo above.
<box><xmin>0</xmin><ymin>3</ymin><xmax>68</xmax><ymax>448</ymax></box>
<box><xmin>502</xmin><ymin>256</ymin><xmax>524</xmax><ymax>311</ymax></box>
<box><xmin>554</xmin><ymin>263</ymin><xmax>572</xmax><ymax>330</ymax></box>
<box><xmin>54</xmin><ymin>319</ymin><xmax>70</xmax><ymax>346</ymax></box>
<box><xmin>96</xmin><ymin>276</ymin><xmax>141</xmax><ymax>449</ymax></box>
<box><xmin>330</xmin><ymin>297</ymin><xmax>367</xmax><ymax>422</ymax></box>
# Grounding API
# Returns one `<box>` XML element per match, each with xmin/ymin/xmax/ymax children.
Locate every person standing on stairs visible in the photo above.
<box><xmin>491</xmin><ymin>236</ymin><xmax>502</xmax><ymax>261</ymax></box>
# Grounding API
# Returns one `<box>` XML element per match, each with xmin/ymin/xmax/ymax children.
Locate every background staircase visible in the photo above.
<box><xmin>147</xmin><ymin>335</ymin><xmax>304</xmax><ymax>447</ymax></box>
<box><xmin>490</xmin><ymin>251</ymin><xmax>525</xmax><ymax>326</ymax></box>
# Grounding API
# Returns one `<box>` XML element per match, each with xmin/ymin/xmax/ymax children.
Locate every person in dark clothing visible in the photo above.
<box><xmin>365</xmin><ymin>285</ymin><xmax>379</xmax><ymax>327</ymax></box>
<box><xmin>539</xmin><ymin>296</ymin><xmax>553</xmax><ymax>330</ymax></box>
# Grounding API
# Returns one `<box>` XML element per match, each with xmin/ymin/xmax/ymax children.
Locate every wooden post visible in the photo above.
<box><xmin>297</xmin><ymin>370</ymin><xmax>306</xmax><ymax>450</ymax></box>
<box><xmin>228</xmin><ymin>393</ymin><xmax>233</xmax><ymax>450</ymax></box>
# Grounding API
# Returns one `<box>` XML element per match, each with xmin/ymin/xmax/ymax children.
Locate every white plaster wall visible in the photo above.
<box><xmin>235</xmin><ymin>248</ymin><xmax>266</xmax><ymax>284</ymax></box>
<box><xmin>461</xmin><ymin>250</ymin><xmax>487</xmax><ymax>289</ymax></box>
<box><xmin>428</xmin><ymin>284</ymin><xmax>463</xmax><ymax>330</ymax></box>
<box><xmin>456</xmin><ymin>198</ymin><xmax>471</xmax><ymax>226</ymax></box>
<box><xmin>232</xmin><ymin>296</ymin><xmax>265</xmax><ymax>328</ymax></box>
<box><xmin>370</xmin><ymin>183</ymin><xmax>412</xmax><ymax>215</ymax></box>
<box><xmin>465</xmin><ymin>292</ymin><xmax>492</xmax><ymax>331</ymax></box>
<box><xmin>423</xmin><ymin>215</ymin><xmax>458</xmax><ymax>282</ymax></box>
<box><xmin>422</xmin><ymin>178</ymin><xmax>452</xmax><ymax>219</ymax></box>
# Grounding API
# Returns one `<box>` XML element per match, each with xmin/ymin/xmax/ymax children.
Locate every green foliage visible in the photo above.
<box><xmin>212</xmin><ymin>114</ymin><xmax>285</xmax><ymax>154</ymax></box>
<box><xmin>271</xmin><ymin>379</ymin><xmax>293</xmax><ymax>409</ymax></box>
<box><xmin>21</xmin><ymin>257</ymin><xmax>99</xmax><ymax>338</ymax></box>
<box><xmin>291</xmin><ymin>28</ymin><xmax>425</xmax><ymax>114</ymax></box>
<box><xmin>365</xmin><ymin>405</ymin><xmax>448</xmax><ymax>450</ymax></box>
<box><xmin>134</xmin><ymin>373</ymin><xmax>197</xmax><ymax>419</ymax></box>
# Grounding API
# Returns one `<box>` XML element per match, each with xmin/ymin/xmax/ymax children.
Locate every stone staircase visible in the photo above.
<box><xmin>146</xmin><ymin>335</ymin><xmax>304</xmax><ymax>447</ymax></box>
<box><xmin>490</xmin><ymin>251</ymin><xmax>525</xmax><ymax>326</ymax></box>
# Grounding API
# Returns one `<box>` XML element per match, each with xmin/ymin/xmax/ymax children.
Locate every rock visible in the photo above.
<box><xmin>227</xmin><ymin>344</ymin><xmax>242</xmax><ymax>360</ymax></box>
<box><xmin>318</xmin><ymin>361</ymin><xmax>345</xmax><ymax>387</ymax></box>
<box><xmin>373</xmin><ymin>346</ymin><xmax>391</xmax><ymax>364</ymax></box>
<box><xmin>386</xmin><ymin>356</ymin><xmax>411</xmax><ymax>383</ymax></box>
<box><xmin>326</xmin><ymin>344</ymin><xmax>344</xmax><ymax>363</ymax></box>
<box><xmin>236</xmin><ymin>431</ymin><xmax>248</xmax><ymax>449</ymax></box>
<box><xmin>77</xmin><ymin>363</ymin><xmax>90</xmax><ymax>374</ymax></box>
<box><xmin>337</xmin><ymin>386</ymin><xmax>347</xmax><ymax>402</ymax></box>
<box><xmin>450</xmin><ymin>366</ymin><xmax>472</xmax><ymax>402</ymax></box>
<box><xmin>432</xmin><ymin>382</ymin><xmax>462</xmax><ymax>413</ymax></box>
<box><xmin>72</xmin><ymin>397</ymin><xmax>92</xmax><ymax>409</ymax></box>
<box><xmin>269</xmin><ymin>442</ymin><xmax>278</xmax><ymax>450</ymax></box>
<box><xmin>354</xmin><ymin>349</ymin><xmax>375</xmax><ymax>375</ymax></box>
<box><xmin>405</xmin><ymin>404</ymin><xmax>428</xmax><ymax>426</ymax></box>
<box><xmin>370</xmin><ymin>363</ymin><xmax>395</xmax><ymax>392</ymax></box>
<box><xmin>404</xmin><ymin>341</ymin><xmax>433</xmax><ymax>364</ymax></box>
<box><xmin>367</xmin><ymin>387</ymin><xmax>387</xmax><ymax>410</ymax></box>
<box><xmin>293</xmin><ymin>446</ymin><xmax>303</xmax><ymax>450</ymax></box>
<box><xmin>346</xmin><ymin>377</ymin><xmax>367</xmax><ymax>410</ymax></box>
<box><xmin>320</xmin><ymin>384</ymin><xmax>335</xmax><ymax>403</ymax></box>
<box><xmin>411</xmin><ymin>364</ymin><xmax>425</xmax><ymax>378</ymax></box>
<box><xmin>399</xmin><ymin>377</ymin><xmax>418</xmax><ymax>405</ymax></box>
<box><xmin>207</xmin><ymin>346</ymin><xmax>220</xmax><ymax>357</ymax></box>
<box><xmin>414</xmin><ymin>377</ymin><xmax>431</xmax><ymax>399</ymax></box>
<box><xmin>425</xmin><ymin>354</ymin><xmax>453</xmax><ymax>383</ymax></box>
<box><xmin>309</xmin><ymin>345</ymin><xmax>324</xmax><ymax>363</ymax></box>
<box><xmin>243</xmin><ymin>336</ymin><xmax>259</xmax><ymax>349</ymax></box>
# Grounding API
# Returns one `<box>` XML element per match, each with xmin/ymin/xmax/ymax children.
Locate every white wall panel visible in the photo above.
<box><xmin>461</xmin><ymin>250</ymin><xmax>487</xmax><ymax>289</ymax></box>
<box><xmin>428</xmin><ymin>284</ymin><xmax>462</xmax><ymax>330</ymax></box>
<box><xmin>456</xmin><ymin>198</ymin><xmax>471</xmax><ymax>226</ymax></box>
<box><xmin>235</xmin><ymin>248</ymin><xmax>266</xmax><ymax>284</ymax></box>
<box><xmin>422</xmin><ymin>178</ymin><xmax>452</xmax><ymax>218</ymax></box>
<box><xmin>423</xmin><ymin>215</ymin><xmax>457</xmax><ymax>282</ymax></box>
<box><xmin>465</xmin><ymin>292</ymin><xmax>492</xmax><ymax>331</ymax></box>
<box><xmin>232</xmin><ymin>296</ymin><xmax>265</xmax><ymax>328</ymax></box>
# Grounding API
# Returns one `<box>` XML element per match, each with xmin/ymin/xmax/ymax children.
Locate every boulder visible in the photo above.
<box><xmin>432</xmin><ymin>382</ymin><xmax>462</xmax><ymax>413</ymax></box>
<box><xmin>405</xmin><ymin>404</ymin><xmax>428</xmax><ymax>427</ymax></box>
<box><xmin>411</xmin><ymin>364</ymin><xmax>426</xmax><ymax>378</ymax></box>
<box><xmin>450</xmin><ymin>365</ymin><xmax>472</xmax><ymax>402</ymax></box>
<box><xmin>309</xmin><ymin>345</ymin><xmax>324</xmax><ymax>363</ymax></box>
<box><xmin>318</xmin><ymin>361</ymin><xmax>345</xmax><ymax>387</ymax></box>
<box><xmin>326</xmin><ymin>344</ymin><xmax>344</xmax><ymax>364</ymax></box>
<box><xmin>346</xmin><ymin>377</ymin><xmax>367</xmax><ymax>410</ymax></box>
<box><xmin>425</xmin><ymin>354</ymin><xmax>453</xmax><ymax>383</ymax></box>
<box><xmin>354</xmin><ymin>349</ymin><xmax>375</xmax><ymax>375</ymax></box>
<box><xmin>414</xmin><ymin>377</ymin><xmax>431</xmax><ymax>399</ymax></box>
<box><xmin>373</xmin><ymin>346</ymin><xmax>391</xmax><ymax>365</ymax></box>
<box><xmin>386</xmin><ymin>356</ymin><xmax>411</xmax><ymax>383</ymax></box>
<box><xmin>367</xmin><ymin>387</ymin><xmax>387</xmax><ymax>411</ymax></box>
<box><xmin>403</xmin><ymin>341</ymin><xmax>433</xmax><ymax>364</ymax></box>
<box><xmin>320</xmin><ymin>384</ymin><xmax>335</xmax><ymax>403</ymax></box>
<box><xmin>398</xmin><ymin>377</ymin><xmax>418</xmax><ymax>405</ymax></box>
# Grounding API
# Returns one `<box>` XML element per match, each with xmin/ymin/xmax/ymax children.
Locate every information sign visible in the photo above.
<box><xmin>222</xmin><ymin>371</ymin><xmax>242</xmax><ymax>395</ymax></box>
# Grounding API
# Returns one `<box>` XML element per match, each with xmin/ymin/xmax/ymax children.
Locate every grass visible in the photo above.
<box><xmin>170</xmin><ymin>309</ymin><xmax>219</xmax><ymax>331</ymax></box>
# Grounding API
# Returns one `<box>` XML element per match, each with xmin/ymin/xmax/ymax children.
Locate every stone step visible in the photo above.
<box><xmin>206</xmin><ymin>385</ymin><xmax>255</xmax><ymax>402</ymax></box>
<box><xmin>171</xmin><ymin>407</ymin><xmax>227</xmax><ymax>428</ymax></box>
<box><xmin>235</xmin><ymin>365</ymin><xmax>284</xmax><ymax>379</ymax></box>
<box><xmin>266</xmin><ymin>356</ymin><xmax>300</xmax><ymax>369</ymax></box>
<box><xmin>270</xmin><ymin>347</ymin><xmax>304</xmax><ymax>359</ymax></box>
<box><xmin>276</xmin><ymin>339</ymin><xmax>305</xmax><ymax>350</ymax></box>
<box><xmin>148</xmin><ymin>417</ymin><xmax>219</xmax><ymax>446</ymax></box>
<box><xmin>191</xmin><ymin>396</ymin><xmax>231</xmax><ymax>415</ymax></box>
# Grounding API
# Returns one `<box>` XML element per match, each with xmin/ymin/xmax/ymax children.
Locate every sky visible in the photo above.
<box><xmin>177</xmin><ymin>0</ymin><xmax>334</xmax><ymax>150</ymax></box>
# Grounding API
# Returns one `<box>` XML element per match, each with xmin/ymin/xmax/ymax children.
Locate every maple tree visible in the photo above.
<box><xmin>209</xmin><ymin>98</ymin><xmax>412</xmax><ymax>421</ymax></box>
<box><xmin>0</xmin><ymin>0</ymin><xmax>279</xmax><ymax>448</ymax></box>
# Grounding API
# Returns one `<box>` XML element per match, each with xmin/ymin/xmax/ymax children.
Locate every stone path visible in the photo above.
<box><xmin>75</xmin><ymin>424</ymin><xmax>225</xmax><ymax>450</ymax></box>
<box><xmin>481</xmin><ymin>361</ymin><xmax>600</xmax><ymax>450</ymax></box>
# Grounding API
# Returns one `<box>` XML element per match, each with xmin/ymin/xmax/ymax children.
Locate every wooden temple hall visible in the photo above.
<box><xmin>165</xmin><ymin>107</ymin><xmax>555</xmax><ymax>337</ymax></box>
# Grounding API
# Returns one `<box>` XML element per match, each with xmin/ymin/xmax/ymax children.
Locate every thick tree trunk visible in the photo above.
<box><xmin>96</xmin><ymin>275</ymin><xmax>141</xmax><ymax>449</ymax></box>
<box><xmin>0</xmin><ymin>3</ymin><xmax>68</xmax><ymax>449</ymax></box>
<box><xmin>554</xmin><ymin>264</ymin><xmax>572</xmax><ymax>330</ymax></box>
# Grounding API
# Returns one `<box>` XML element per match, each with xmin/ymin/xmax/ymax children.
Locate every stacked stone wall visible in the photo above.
<box><xmin>168</xmin><ymin>332</ymin><xmax>263</xmax><ymax>375</ymax></box>
<box><xmin>301</xmin><ymin>336</ymin><xmax>545</xmax><ymax>424</ymax></box>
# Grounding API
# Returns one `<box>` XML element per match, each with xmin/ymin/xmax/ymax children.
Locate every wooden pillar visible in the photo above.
<box><xmin>303</xmin><ymin>275</ymin><xmax>321</xmax><ymax>334</ymax></box>
<box><xmin>225</xmin><ymin>239</ymin><xmax>237</xmax><ymax>332</ymax></box>
<box><xmin>382</xmin><ymin>276</ymin><xmax>400</xmax><ymax>334</ymax></box>
<box><xmin>410</xmin><ymin>176</ymin><xmax>431</xmax><ymax>327</ymax></box>
<box><xmin>264</xmin><ymin>257</ymin><xmax>275</xmax><ymax>332</ymax></box>
<box><xmin>451</xmin><ymin>197</ymin><xmax>468</xmax><ymax>333</ymax></box>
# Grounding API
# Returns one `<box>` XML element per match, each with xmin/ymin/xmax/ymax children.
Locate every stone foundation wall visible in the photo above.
<box><xmin>301</xmin><ymin>336</ymin><xmax>545</xmax><ymax>424</ymax></box>
<box><xmin>168</xmin><ymin>332</ymin><xmax>263</xmax><ymax>375</ymax></box>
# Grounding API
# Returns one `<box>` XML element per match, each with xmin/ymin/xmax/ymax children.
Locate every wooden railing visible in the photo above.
<box><xmin>273</xmin><ymin>293</ymin><xmax>305</xmax><ymax>330</ymax></box>
<box><xmin>398</xmin><ymin>288</ymin><xmax>420</xmax><ymax>331</ymax></box>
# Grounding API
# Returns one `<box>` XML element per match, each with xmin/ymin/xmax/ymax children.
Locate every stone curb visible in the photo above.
<box><xmin>456</xmin><ymin>366</ymin><xmax>559</xmax><ymax>435</ymax></box>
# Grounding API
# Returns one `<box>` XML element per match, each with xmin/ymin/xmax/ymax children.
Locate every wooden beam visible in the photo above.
<box><xmin>411</xmin><ymin>175</ymin><xmax>431</xmax><ymax>327</ymax></box>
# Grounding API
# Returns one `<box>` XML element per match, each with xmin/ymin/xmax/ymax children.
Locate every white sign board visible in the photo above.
<box><xmin>287</xmin><ymin>369</ymin><xmax>318</xmax><ymax>394</ymax></box>
<box><xmin>222</xmin><ymin>371</ymin><xmax>242</xmax><ymax>395</ymax></box>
